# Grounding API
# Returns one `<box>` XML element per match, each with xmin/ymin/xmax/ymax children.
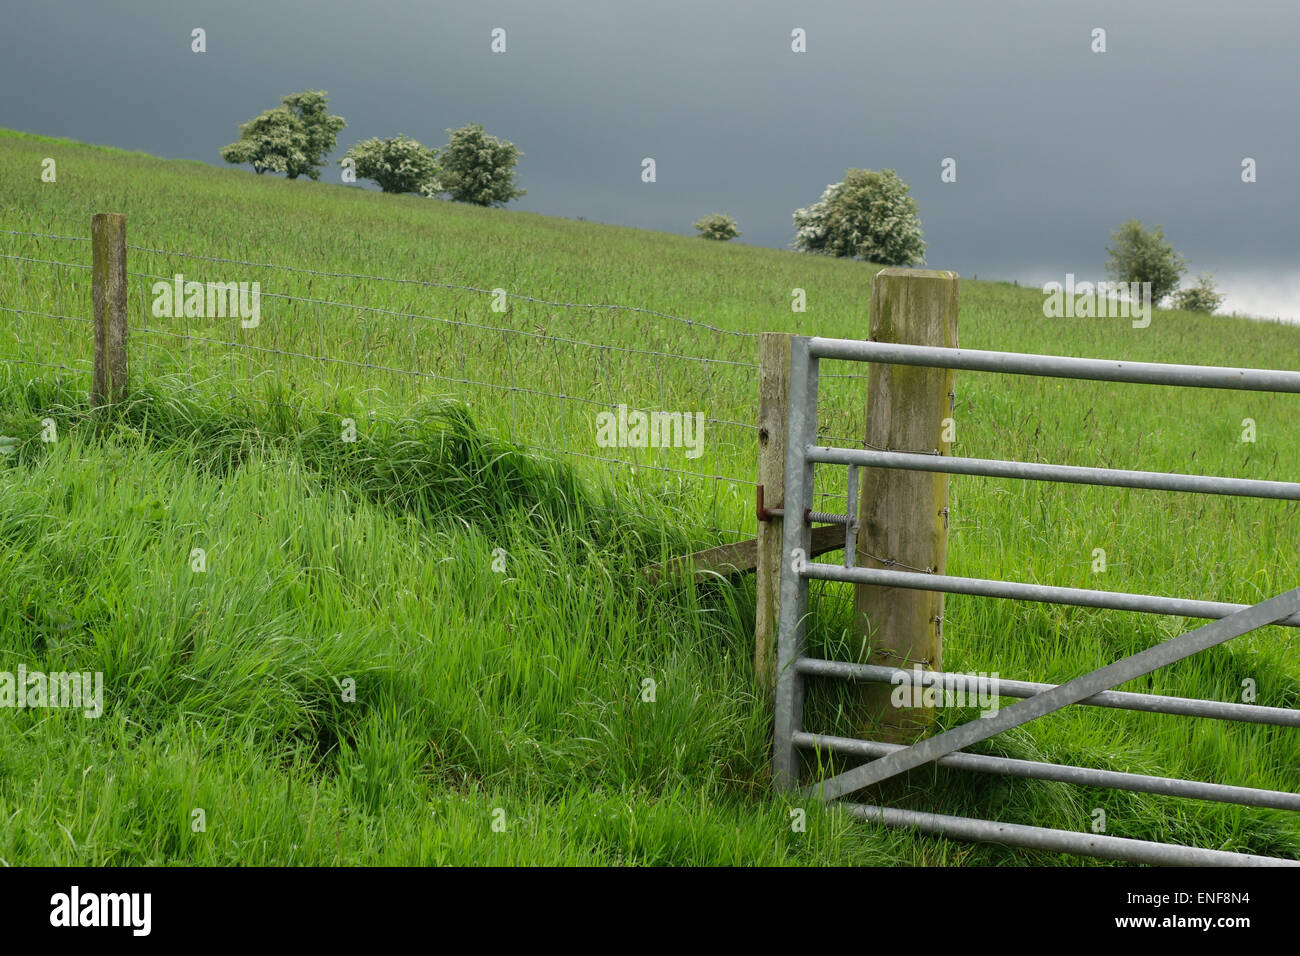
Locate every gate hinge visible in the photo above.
<box><xmin>756</xmin><ymin>484</ymin><xmax>785</xmax><ymax>522</ymax></box>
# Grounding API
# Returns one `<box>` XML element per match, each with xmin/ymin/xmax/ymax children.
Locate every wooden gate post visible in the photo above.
<box><xmin>92</xmin><ymin>212</ymin><xmax>128</xmax><ymax>406</ymax></box>
<box><xmin>853</xmin><ymin>268</ymin><xmax>958</xmax><ymax>741</ymax></box>
<box><xmin>755</xmin><ymin>332</ymin><xmax>791</xmax><ymax>697</ymax></box>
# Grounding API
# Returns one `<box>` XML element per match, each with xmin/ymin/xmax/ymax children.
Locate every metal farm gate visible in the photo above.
<box><xmin>773</xmin><ymin>334</ymin><xmax>1300</xmax><ymax>866</ymax></box>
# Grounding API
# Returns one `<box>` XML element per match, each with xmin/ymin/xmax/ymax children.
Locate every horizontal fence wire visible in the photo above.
<box><xmin>0</xmin><ymin>231</ymin><xmax>889</xmax><ymax>556</ymax></box>
<box><xmin>116</xmin><ymin>237</ymin><xmax>868</xmax><ymax>380</ymax></box>
<box><xmin>118</xmin><ymin>262</ymin><xmax>767</xmax><ymax>541</ymax></box>
<box><xmin>0</xmin><ymin>229</ymin><xmax>849</xmax><ymax>548</ymax></box>
<box><xmin>124</xmin><ymin>267</ymin><xmax>762</xmax><ymax>372</ymax></box>
<box><xmin>124</xmin><ymin>240</ymin><xmax>759</xmax><ymax>340</ymax></box>
<box><xmin>0</xmin><ymin>237</ymin><xmax>94</xmax><ymax>383</ymax></box>
<box><xmin>0</xmin><ymin>253</ymin><xmax>90</xmax><ymax>270</ymax></box>
<box><xmin>0</xmin><ymin>228</ymin><xmax>92</xmax><ymax>243</ymax></box>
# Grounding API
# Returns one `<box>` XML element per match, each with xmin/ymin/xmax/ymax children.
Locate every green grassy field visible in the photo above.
<box><xmin>1</xmin><ymin>127</ymin><xmax>1298</xmax><ymax>865</ymax></box>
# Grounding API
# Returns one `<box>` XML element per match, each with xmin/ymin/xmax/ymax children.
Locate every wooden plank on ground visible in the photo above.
<box><xmin>643</xmin><ymin>523</ymin><xmax>846</xmax><ymax>585</ymax></box>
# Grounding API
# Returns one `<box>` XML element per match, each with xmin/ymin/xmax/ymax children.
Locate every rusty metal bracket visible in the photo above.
<box><xmin>756</xmin><ymin>484</ymin><xmax>785</xmax><ymax>522</ymax></box>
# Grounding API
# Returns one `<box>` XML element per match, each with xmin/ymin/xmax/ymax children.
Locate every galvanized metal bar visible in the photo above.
<box><xmin>799</xmin><ymin>560</ymin><xmax>1300</xmax><ymax>628</ymax></box>
<box><xmin>805</xmin><ymin>587</ymin><xmax>1300</xmax><ymax>801</ymax></box>
<box><xmin>795</xmin><ymin>658</ymin><xmax>1300</xmax><ymax>727</ymax></box>
<box><xmin>807</xmin><ymin>446</ymin><xmax>1300</xmax><ymax>501</ymax></box>
<box><xmin>795</xmin><ymin>732</ymin><xmax>1300</xmax><ymax>811</ymax></box>
<box><xmin>808</xmin><ymin>337</ymin><xmax>1300</xmax><ymax>393</ymax></box>
<box><xmin>772</xmin><ymin>337</ymin><xmax>816</xmax><ymax>791</ymax></box>
<box><xmin>844</xmin><ymin>464</ymin><xmax>859</xmax><ymax>570</ymax></box>
<box><xmin>844</xmin><ymin>803</ymin><xmax>1300</xmax><ymax>866</ymax></box>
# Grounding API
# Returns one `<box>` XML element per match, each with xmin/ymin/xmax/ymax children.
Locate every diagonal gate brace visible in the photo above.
<box><xmin>804</xmin><ymin>586</ymin><xmax>1300</xmax><ymax>802</ymax></box>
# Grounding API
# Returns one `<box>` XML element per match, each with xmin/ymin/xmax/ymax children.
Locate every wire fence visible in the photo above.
<box><xmin>1</xmin><ymin>226</ymin><xmax>880</xmax><ymax>549</ymax></box>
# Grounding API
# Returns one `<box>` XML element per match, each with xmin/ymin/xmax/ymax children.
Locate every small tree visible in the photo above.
<box><xmin>436</xmin><ymin>123</ymin><xmax>525</xmax><ymax>206</ymax></box>
<box><xmin>220</xmin><ymin>90</ymin><xmax>345</xmax><ymax>180</ymax></box>
<box><xmin>342</xmin><ymin>135</ymin><xmax>440</xmax><ymax>194</ymax></box>
<box><xmin>694</xmin><ymin>213</ymin><xmax>740</xmax><ymax>241</ymax></box>
<box><xmin>792</xmin><ymin>168</ymin><xmax>926</xmax><ymax>266</ymax></box>
<box><xmin>1105</xmin><ymin>219</ymin><xmax>1186</xmax><ymax>305</ymax></box>
<box><xmin>1172</xmin><ymin>272</ymin><xmax>1225</xmax><ymax>314</ymax></box>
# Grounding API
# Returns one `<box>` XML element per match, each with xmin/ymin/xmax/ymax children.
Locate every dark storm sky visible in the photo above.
<box><xmin>4</xmin><ymin>0</ymin><xmax>1299</xmax><ymax>318</ymax></box>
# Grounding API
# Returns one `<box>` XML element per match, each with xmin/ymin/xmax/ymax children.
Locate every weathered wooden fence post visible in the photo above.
<box><xmin>91</xmin><ymin>212</ymin><xmax>128</xmax><ymax>406</ymax></box>
<box><xmin>853</xmin><ymin>268</ymin><xmax>958</xmax><ymax>741</ymax></box>
<box><xmin>755</xmin><ymin>332</ymin><xmax>792</xmax><ymax>696</ymax></box>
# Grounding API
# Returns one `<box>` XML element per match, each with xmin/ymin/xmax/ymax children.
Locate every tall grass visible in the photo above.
<box><xmin>1</xmin><ymin>129</ymin><xmax>1298</xmax><ymax>864</ymax></box>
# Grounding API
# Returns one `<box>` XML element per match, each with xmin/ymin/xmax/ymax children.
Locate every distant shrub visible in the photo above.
<box><xmin>694</xmin><ymin>213</ymin><xmax>741</xmax><ymax>241</ymax></box>
<box><xmin>792</xmin><ymin>168</ymin><xmax>926</xmax><ymax>266</ymax></box>
<box><xmin>436</xmin><ymin>124</ymin><xmax>525</xmax><ymax>206</ymax></box>
<box><xmin>219</xmin><ymin>90</ymin><xmax>345</xmax><ymax>181</ymax></box>
<box><xmin>1172</xmin><ymin>273</ymin><xmax>1225</xmax><ymax>314</ymax></box>
<box><xmin>342</xmin><ymin>136</ymin><xmax>440</xmax><ymax>195</ymax></box>
<box><xmin>1105</xmin><ymin>219</ymin><xmax>1186</xmax><ymax>305</ymax></box>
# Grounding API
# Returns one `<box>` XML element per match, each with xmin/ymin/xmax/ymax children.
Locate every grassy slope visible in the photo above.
<box><xmin>1</xmin><ymin>128</ymin><xmax>1298</xmax><ymax>865</ymax></box>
